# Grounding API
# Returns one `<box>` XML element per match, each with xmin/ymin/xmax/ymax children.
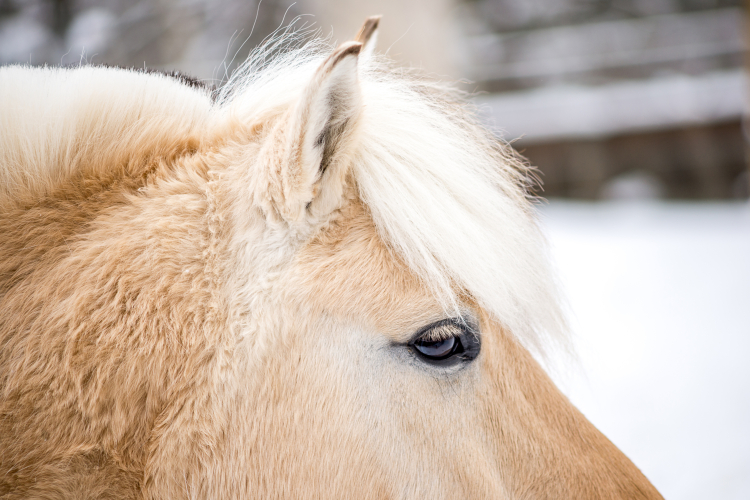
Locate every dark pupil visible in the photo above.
<box><xmin>414</xmin><ymin>337</ymin><xmax>457</xmax><ymax>359</ymax></box>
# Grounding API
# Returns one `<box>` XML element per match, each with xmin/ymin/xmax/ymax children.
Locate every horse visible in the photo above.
<box><xmin>0</xmin><ymin>16</ymin><xmax>662</xmax><ymax>499</ymax></box>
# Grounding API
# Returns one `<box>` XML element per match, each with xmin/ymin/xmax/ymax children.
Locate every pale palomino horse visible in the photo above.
<box><xmin>0</xmin><ymin>17</ymin><xmax>662</xmax><ymax>499</ymax></box>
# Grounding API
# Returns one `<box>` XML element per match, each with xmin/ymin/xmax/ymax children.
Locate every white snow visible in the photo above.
<box><xmin>540</xmin><ymin>200</ymin><xmax>750</xmax><ymax>499</ymax></box>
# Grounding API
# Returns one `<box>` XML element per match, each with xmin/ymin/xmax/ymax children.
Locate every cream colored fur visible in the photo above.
<box><xmin>0</xmin><ymin>20</ymin><xmax>662</xmax><ymax>499</ymax></box>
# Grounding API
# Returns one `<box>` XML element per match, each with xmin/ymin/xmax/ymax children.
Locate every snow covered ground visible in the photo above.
<box><xmin>539</xmin><ymin>200</ymin><xmax>750</xmax><ymax>499</ymax></box>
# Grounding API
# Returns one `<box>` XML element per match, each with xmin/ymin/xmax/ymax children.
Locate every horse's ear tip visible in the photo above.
<box><xmin>354</xmin><ymin>15</ymin><xmax>382</xmax><ymax>45</ymax></box>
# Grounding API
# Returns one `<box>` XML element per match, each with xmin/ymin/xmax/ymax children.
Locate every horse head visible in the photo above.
<box><xmin>0</xmin><ymin>16</ymin><xmax>662</xmax><ymax>499</ymax></box>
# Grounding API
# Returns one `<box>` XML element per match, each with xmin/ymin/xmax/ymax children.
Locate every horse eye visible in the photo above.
<box><xmin>407</xmin><ymin>318</ymin><xmax>480</xmax><ymax>366</ymax></box>
<box><xmin>413</xmin><ymin>336</ymin><xmax>461</xmax><ymax>360</ymax></box>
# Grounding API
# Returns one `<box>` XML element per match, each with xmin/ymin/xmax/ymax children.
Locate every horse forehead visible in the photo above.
<box><xmin>290</xmin><ymin>200</ymin><xmax>445</xmax><ymax>339</ymax></box>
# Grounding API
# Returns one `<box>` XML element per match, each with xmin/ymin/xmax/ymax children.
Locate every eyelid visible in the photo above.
<box><xmin>419</xmin><ymin>322</ymin><xmax>461</xmax><ymax>342</ymax></box>
<box><xmin>412</xmin><ymin>318</ymin><xmax>472</xmax><ymax>343</ymax></box>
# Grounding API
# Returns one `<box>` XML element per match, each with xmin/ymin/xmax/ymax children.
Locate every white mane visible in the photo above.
<box><xmin>0</xmin><ymin>65</ymin><xmax>212</xmax><ymax>208</ymax></box>
<box><xmin>220</xmin><ymin>35</ymin><xmax>568</xmax><ymax>357</ymax></box>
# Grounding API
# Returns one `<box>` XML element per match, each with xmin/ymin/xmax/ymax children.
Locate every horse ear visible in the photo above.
<box><xmin>354</xmin><ymin>15</ymin><xmax>381</xmax><ymax>58</ymax></box>
<box><xmin>274</xmin><ymin>41</ymin><xmax>363</xmax><ymax>223</ymax></box>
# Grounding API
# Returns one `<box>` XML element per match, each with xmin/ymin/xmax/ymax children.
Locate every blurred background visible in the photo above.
<box><xmin>1</xmin><ymin>0</ymin><xmax>748</xmax><ymax>498</ymax></box>
<box><xmin>1</xmin><ymin>0</ymin><xmax>746</xmax><ymax>200</ymax></box>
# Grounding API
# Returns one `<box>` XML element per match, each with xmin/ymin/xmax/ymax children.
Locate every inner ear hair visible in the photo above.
<box><xmin>309</xmin><ymin>41</ymin><xmax>362</xmax><ymax>178</ymax></box>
